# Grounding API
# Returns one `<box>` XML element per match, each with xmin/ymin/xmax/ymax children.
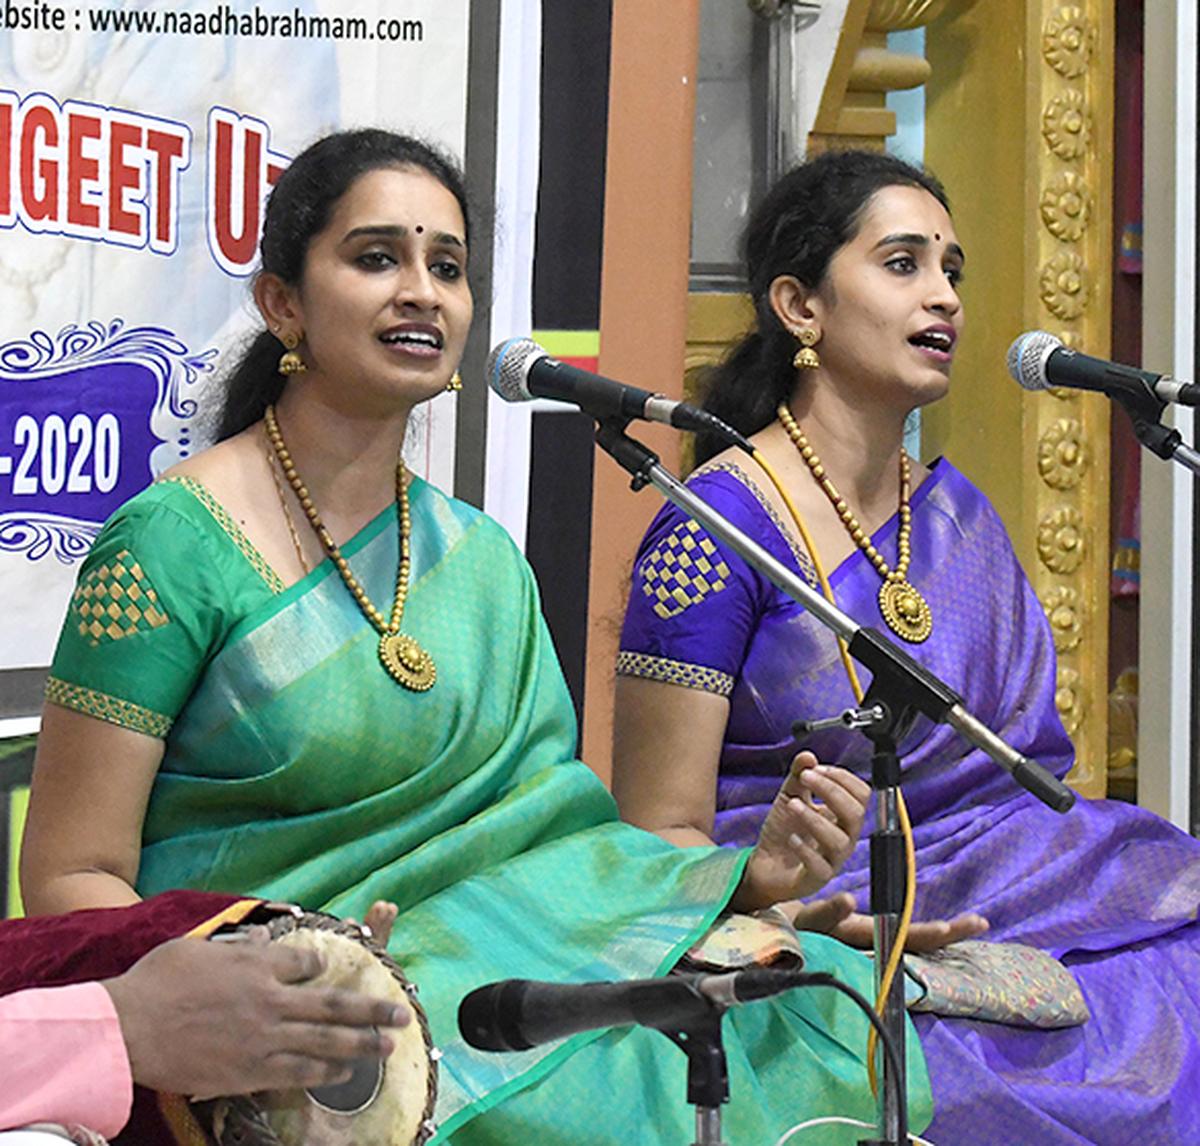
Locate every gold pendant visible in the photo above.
<box><xmin>878</xmin><ymin>579</ymin><xmax>933</xmax><ymax>644</ymax></box>
<box><xmin>379</xmin><ymin>632</ymin><xmax>437</xmax><ymax>691</ymax></box>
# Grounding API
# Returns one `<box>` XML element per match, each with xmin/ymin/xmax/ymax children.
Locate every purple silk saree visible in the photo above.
<box><xmin>620</xmin><ymin>458</ymin><xmax>1200</xmax><ymax>1144</ymax></box>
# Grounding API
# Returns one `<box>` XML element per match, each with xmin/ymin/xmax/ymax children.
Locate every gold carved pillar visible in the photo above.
<box><xmin>810</xmin><ymin>0</ymin><xmax>958</xmax><ymax>153</ymax></box>
<box><xmin>925</xmin><ymin>3</ymin><xmax>1114</xmax><ymax>797</ymax></box>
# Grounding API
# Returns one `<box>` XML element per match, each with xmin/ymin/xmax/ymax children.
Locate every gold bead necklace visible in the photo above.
<box><xmin>264</xmin><ymin>429</ymin><xmax>311</xmax><ymax>575</ymax></box>
<box><xmin>263</xmin><ymin>404</ymin><xmax>436</xmax><ymax>691</ymax></box>
<box><xmin>777</xmin><ymin>403</ymin><xmax>932</xmax><ymax>643</ymax></box>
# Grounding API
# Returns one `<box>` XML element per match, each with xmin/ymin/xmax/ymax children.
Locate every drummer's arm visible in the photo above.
<box><xmin>612</xmin><ymin>675</ymin><xmax>728</xmax><ymax>848</ymax></box>
<box><xmin>20</xmin><ymin>703</ymin><xmax>161</xmax><ymax>915</ymax></box>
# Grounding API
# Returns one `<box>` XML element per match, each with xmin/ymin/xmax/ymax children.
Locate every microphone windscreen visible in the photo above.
<box><xmin>458</xmin><ymin>980</ymin><xmax>531</xmax><ymax>1052</ymax></box>
<box><xmin>487</xmin><ymin>338</ymin><xmax>546</xmax><ymax>403</ymax></box>
<box><xmin>1006</xmin><ymin>330</ymin><xmax>1062</xmax><ymax>391</ymax></box>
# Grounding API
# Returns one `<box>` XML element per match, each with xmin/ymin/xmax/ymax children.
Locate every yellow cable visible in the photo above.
<box><xmin>748</xmin><ymin>446</ymin><xmax>916</xmax><ymax>1098</ymax></box>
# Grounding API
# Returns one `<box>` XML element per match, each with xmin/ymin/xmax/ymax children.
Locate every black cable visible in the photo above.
<box><xmin>771</xmin><ymin>970</ymin><xmax>906</xmax><ymax>1134</ymax></box>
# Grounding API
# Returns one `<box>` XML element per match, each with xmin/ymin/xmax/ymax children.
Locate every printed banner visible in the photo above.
<box><xmin>0</xmin><ymin>0</ymin><xmax>470</xmax><ymax>670</ymax></box>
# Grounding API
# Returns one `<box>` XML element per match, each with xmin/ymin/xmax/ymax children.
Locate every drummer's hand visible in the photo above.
<box><xmin>733</xmin><ymin>752</ymin><xmax>870</xmax><ymax>912</ymax></box>
<box><xmin>828</xmin><ymin>911</ymin><xmax>990</xmax><ymax>953</ymax></box>
<box><xmin>102</xmin><ymin>935</ymin><xmax>410</xmax><ymax>1099</ymax></box>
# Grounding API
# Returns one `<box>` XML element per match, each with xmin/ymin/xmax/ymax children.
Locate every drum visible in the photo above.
<box><xmin>194</xmin><ymin>909</ymin><xmax>438</xmax><ymax>1146</ymax></box>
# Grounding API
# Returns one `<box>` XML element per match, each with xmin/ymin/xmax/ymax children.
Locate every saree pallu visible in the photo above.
<box><xmin>620</xmin><ymin>459</ymin><xmax>1200</xmax><ymax>1144</ymax></box>
<box><xmin>44</xmin><ymin>476</ymin><xmax>930</xmax><ymax>1143</ymax></box>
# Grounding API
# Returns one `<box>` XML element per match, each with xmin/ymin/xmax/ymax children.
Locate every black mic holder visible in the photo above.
<box><xmin>593</xmin><ymin>416</ymin><xmax>1076</xmax><ymax>1146</ymax></box>
<box><xmin>1107</xmin><ymin>379</ymin><xmax>1200</xmax><ymax>476</ymax></box>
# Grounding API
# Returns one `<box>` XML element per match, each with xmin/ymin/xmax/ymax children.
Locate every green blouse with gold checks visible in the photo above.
<box><xmin>48</xmin><ymin>476</ymin><xmax>282</xmax><ymax>739</ymax></box>
<box><xmin>45</xmin><ymin>475</ymin><xmax>930</xmax><ymax>1143</ymax></box>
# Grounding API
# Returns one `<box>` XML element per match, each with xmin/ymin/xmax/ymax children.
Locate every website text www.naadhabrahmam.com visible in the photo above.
<box><xmin>2</xmin><ymin>3</ymin><xmax>424</xmax><ymax>41</ymax></box>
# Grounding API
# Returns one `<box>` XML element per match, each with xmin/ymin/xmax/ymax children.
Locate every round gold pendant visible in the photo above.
<box><xmin>878</xmin><ymin>579</ymin><xmax>933</xmax><ymax>644</ymax></box>
<box><xmin>379</xmin><ymin>632</ymin><xmax>437</xmax><ymax>691</ymax></box>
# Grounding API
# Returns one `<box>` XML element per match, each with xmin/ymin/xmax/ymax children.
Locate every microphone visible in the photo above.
<box><xmin>487</xmin><ymin>337</ymin><xmax>750</xmax><ymax>446</ymax></box>
<box><xmin>1006</xmin><ymin>330</ymin><xmax>1200</xmax><ymax>407</ymax></box>
<box><xmin>458</xmin><ymin>967</ymin><xmax>804</xmax><ymax>1052</ymax></box>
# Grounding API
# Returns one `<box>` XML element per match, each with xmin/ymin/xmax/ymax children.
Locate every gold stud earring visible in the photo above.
<box><xmin>277</xmin><ymin>331</ymin><xmax>307</xmax><ymax>376</ymax></box>
<box><xmin>446</xmin><ymin>371</ymin><xmax>463</xmax><ymax>392</ymax></box>
<box><xmin>792</xmin><ymin>327</ymin><xmax>820</xmax><ymax>371</ymax></box>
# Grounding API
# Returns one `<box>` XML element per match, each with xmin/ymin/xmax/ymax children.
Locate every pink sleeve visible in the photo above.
<box><xmin>0</xmin><ymin>981</ymin><xmax>133</xmax><ymax>1136</ymax></box>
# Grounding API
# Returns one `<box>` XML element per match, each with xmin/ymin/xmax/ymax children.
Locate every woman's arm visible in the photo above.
<box><xmin>611</xmin><ymin>675</ymin><xmax>730</xmax><ymax>848</ymax></box>
<box><xmin>20</xmin><ymin>704</ymin><xmax>163</xmax><ymax>915</ymax></box>
<box><xmin>613</xmin><ymin>676</ymin><xmax>868</xmax><ymax>914</ymax></box>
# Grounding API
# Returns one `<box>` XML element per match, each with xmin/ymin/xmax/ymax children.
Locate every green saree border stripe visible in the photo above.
<box><xmin>45</xmin><ymin>676</ymin><xmax>173</xmax><ymax>738</ymax></box>
<box><xmin>436</xmin><ymin>847</ymin><xmax>751</xmax><ymax>1139</ymax></box>
<box><xmin>162</xmin><ymin>476</ymin><xmax>285</xmax><ymax>594</ymax></box>
<box><xmin>217</xmin><ymin>478</ymin><xmax>451</xmax><ymax>649</ymax></box>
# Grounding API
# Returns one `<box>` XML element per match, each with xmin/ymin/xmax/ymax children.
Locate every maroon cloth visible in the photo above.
<box><xmin>0</xmin><ymin>891</ymin><xmax>248</xmax><ymax>1145</ymax></box>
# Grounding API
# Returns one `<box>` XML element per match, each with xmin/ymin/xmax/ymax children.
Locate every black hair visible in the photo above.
<box><xmin>214</xmin><ymin>129</ymin><xmax>472</xmax><ymax>441</ymax></box>
<box><xmin>693</xmin><ymin>149</ymin><xmax>950</xmax><ymax>465</ymax></box>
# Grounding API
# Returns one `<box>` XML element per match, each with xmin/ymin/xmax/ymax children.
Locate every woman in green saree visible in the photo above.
<box><xmin>20</xmin><ymin>129</ymin><xmax>931</xmax><ymax>1142</ymax></box>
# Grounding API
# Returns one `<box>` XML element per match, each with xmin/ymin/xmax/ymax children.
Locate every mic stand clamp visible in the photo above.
<box><xmin>595</xmin><ymin>416</ymin><xmax>659</xmax><ymax>491</ymax></box>
<box><xmin>657</xmin><ymin>1010</ymin><xmax>730</xmax><ymax>1146</ymax></box>
<box><xmin>1109</xmin><ymin>379</ymin><xmax>1200</xmax><ymax>477</ymax></box>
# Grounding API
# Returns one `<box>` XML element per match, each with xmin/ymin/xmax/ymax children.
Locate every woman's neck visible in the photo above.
<box><xmin>785</xmin><ymin>385</ymin><xmax>910</xmax><ymax>519</ymax></box>
<box><xmin>272</xmin><ymin>383</ymin><xmax>411</xmax><ymax>525</ymax></box>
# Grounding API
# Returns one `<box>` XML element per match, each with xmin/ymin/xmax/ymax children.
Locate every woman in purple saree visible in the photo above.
<box><xmin>614</xmin><ymin>150</ymin><xmax>1200</xmax><ymax>1144</ymax></box>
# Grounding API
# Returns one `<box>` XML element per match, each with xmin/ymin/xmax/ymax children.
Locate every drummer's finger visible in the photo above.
<box><xmin>285</xmin><ymin>984</ymin><xmax>411</xmax><ymax>1029</ymax></box>
<box><xmin>278</xmin><ymin>1021</ymin><xmax>397</xmax><ymax>1063</ymax></box>
<box><xmin>252</xmin><ymin>1054</ymin><xmax>358</xmax><ymax>1095</ymax></box>
<box><xmin>364</xmin><ymin>900</ymin><xmax>399</xmax><ymax>944</ymax></box>
<box><xmin>263</xmin><ymin>942</ymin><xmax>326</xmax><ymax>984</ymax></box>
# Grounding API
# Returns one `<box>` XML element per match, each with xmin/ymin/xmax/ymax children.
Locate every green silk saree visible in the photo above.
<box><xmin>47</xmin><ymin>476</ymin><xmax>931</xmax><ymax>1142</ymax></box>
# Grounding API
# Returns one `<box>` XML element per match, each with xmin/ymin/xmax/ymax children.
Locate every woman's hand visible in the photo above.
<box><xmin>780</xmin><ymin>894</ymin><xmax>990</xmax><ymax>953</ymax></box>
<box><xmin>732</xmin><ymin>752</ymin><xmax>870</xmax><ymax>913</ymax></box>
<box><xmin>827</xmin><ymin>910</ymin><xmax>990</xmax><ymax>954</ymax></box>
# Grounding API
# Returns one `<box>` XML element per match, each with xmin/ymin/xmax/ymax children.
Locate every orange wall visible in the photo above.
<box><xmin>582</xmin><ymin>0</ymin><xmax>700</xmax><ymax>782</ymax></box>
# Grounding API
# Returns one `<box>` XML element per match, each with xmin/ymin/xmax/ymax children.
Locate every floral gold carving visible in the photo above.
<box><xmin>1038</xmin><ymin>418</ymin><xmax>1090</xmax><ymax>489</ymax></box>
<box><xmin>1037</xmin><ymin>506</ymin><xmax>1086</xmax><ymax>574</ymax></box>
<box><xmin>1040</xmin><ymin>172</ymin><xmax>1092</xmax><ymax>242</ymax></box>
<box><xmin>1042</xmin><ymin>89</ymin><xmax>1092</xmax><ymax>160</ymax></box>
<box><xmin>1040</xmin><ymin>251</ymin><xmax>1089</xmax><ymax>320</ymax></box>
<box><xmin>1041</xmin><ymin>585</ymin><xmax>1084</xmax><ymax>653</ymax></box>
<box><xmin>1043</xmin><ymin>7</ymin><xmax>1096</xmax><ymax>79</ymax></box>
<box><xmin>1055</xmin><ymin>666</ymin><xmax>1084</xmax><ymax>736</ymax></box>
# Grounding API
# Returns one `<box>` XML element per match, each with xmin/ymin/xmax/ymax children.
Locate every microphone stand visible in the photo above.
<box><xmin>593</xmin><ymin>418</ymin><xmax>1075</xmax><ymax>1146</ymax></box>
<box><xmin>658</xmin><ymin>1008</ymin><xmax>731</xmax><ymax>1146</ymax></box>
<box><xmin>1109</xmin><ymin>382</ymin><xmax>1200</xmax><ymax>476</ymax></box>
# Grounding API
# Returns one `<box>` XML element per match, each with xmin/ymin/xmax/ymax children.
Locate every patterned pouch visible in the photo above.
<box><xmin>679</xmin><ymin>906</ymin><xmax>805</xmax><ymax>972</ymax></box>
<box><xmin>904</xmin><ymin>939</ymin><xmax>1089</xmax><ymax>1028</ymax></box>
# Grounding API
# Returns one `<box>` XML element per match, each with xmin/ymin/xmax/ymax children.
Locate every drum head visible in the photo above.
<box><xmin>205</xmin><ymin>911</ymin><xmax>437</xmax><ymax>1146</ymax></box>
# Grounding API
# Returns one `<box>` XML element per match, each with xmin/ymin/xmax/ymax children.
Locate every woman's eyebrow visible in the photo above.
<box><xmin>340</xmin><ymin>224</ymin><xmax>466</xmax><ymax>250</ymax></box>
<box><xmin>873</xmin><ymin>231</ymin><xmax>928</xmax><ymax>250</ymax></box>
<box><xmin>873</xmin><ymin>232</ymin><xmax>966</xmax><ymax>263</ymax></box>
